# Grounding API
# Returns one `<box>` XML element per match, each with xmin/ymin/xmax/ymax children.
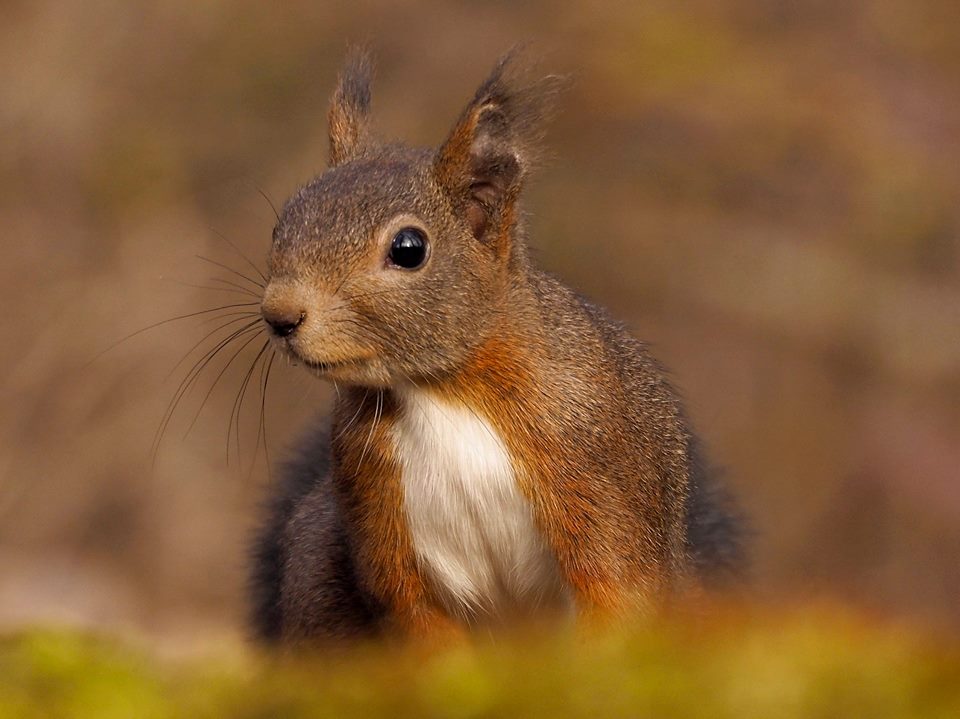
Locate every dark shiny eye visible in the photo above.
<box><xmin>388</xmin><ymin>227</ymin><xmax>428</xmax><ymax>269</ymax></box>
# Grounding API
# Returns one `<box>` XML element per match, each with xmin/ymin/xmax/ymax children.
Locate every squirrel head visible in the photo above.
<box><xmin>261</xmin><ymin>49</ymin><xmax>562</xmax><ymax>387</ymax></box>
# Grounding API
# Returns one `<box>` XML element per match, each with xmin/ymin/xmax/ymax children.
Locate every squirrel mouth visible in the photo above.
<box><xmin>297</xmin><ymin>356</ymin><xmax>365</xmax><ymax>374</ymax></box>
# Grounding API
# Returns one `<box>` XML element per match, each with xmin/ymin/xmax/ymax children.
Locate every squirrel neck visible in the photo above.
<box><xmin>416</xmin><ymin>263</ymin><xmax>547</xmax><ymax>416</ymax></box>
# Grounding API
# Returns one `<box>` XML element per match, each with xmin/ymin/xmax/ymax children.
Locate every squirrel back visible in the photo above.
<box><xmin>250</xmin><ymin>50</ymin><xmax>743</xmax><ymax>643</ymax></box>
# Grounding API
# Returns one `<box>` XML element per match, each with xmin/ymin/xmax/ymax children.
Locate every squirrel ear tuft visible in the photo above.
<box><xmin>434</xmin><ymin>49</ymin><xmax>565</xmax><ymax>242</ymax></box>
<box><xmin>328</xmin><ymin>47</ymin><xmax>374</xmax><ymax>167</ymax></box>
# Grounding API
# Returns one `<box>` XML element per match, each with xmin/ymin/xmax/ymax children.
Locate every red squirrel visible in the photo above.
<box><xmin>249</xmin><ymin>49</ymin><xmax>742</xmax><ymax>643</ymax></box>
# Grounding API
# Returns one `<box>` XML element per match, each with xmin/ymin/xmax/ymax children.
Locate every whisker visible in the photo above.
<box><xmin>253</xmin><ymin>184</ymin><xmax>281</xmax><ymax>225</ymax></box>
<box><xmin>154</xmin><ymin>322</ymin><xmax>262</xmax><ymax>450</ymax></box>
<box><xmin>208</xmin><ymin>226</ymin><xmax>269</xmax><ymax>284</ymax></box>
<box><xmin>184</xmin><ymin>329</ymin><xmax>266</xmax><ymax>437</ymax></box>
<box><xmin>229</xmin><ymin>338</ymin><xmax>271</xmax><ymax>464</ymax></box>
<box><xmin>262</xmin><ymin>351</ymin><xmax>276</xmax><ymax>481</ymax></box>
<box><xmin>88</xmin><ymin>301</ymin><xmax>260</xmax><ymax>367</ymax></box>
<box><xmin>320</xmin><ymin>326</ymin><xmax>385</xmax><ymax>368</ymax></box>
<box><xmin>152</xmin><ymin>321</ymin><xmax>262</xmax><ymax>463</ymax></box>
<box><xmin>335</xmin><ymin>388</ymin><xmax>369</xmax><ymax>441</ymax></box>
<box><xmin>327</xmin><ymin>309</ymin><xmax>395</xmax><ymax>343</ymax></box>
<box><xmin>195</xmin><ymin>255</ymin><xmax>264</xmax><ymax>290</ymax></box>
<box><xmin>210</xmin><ymin>276</ymin><xmax>261</xmax><ymax>298</ymax></box>
<box><xmin>328</xmin><ymin>319</ymin><xmax>391</xmax><ymax>350</ymax></box>
<box><xmin>356</xmin><ymin>390</ymin><xmax>383</xmax><ymax>473</ymax></box>
<box><xmin>198</xmin><ymin>310</ymin><xmax>261</xmax><ymax>326</ymax></box>
<box><xmin>250</xmin><ymin>349</ymin><xmax>277</xmax><ymax>483</ymax></box>
<box><xmin>164</xmin><ymin>279</ymin><xmax>257</xmax><ymax>299</ymax></box>
<box><xmin>166</xmin><ymin>314</ymin><xmax>261</xmax><ymax>380</ymax></box>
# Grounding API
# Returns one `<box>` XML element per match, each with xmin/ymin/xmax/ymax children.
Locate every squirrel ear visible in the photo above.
<box><xmin>434</xmin><ymin>50</ymin><xmax>563</xmax><ymax>243</ymax></box>
<box><xmin>328</xmin><ymin>48</ymin><xmax>374</xmax><ymax>167</ymax></box>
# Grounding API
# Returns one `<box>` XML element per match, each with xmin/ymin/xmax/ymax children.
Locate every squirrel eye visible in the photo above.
<box><xmin>387</xmin><ymin>227</ymin><xmax>428</xmax><ymax>269</ymax></box>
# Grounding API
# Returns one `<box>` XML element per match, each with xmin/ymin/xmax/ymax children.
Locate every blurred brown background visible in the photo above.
<box><xmin>2</xmin><ymin>0</ymin><xmax>958</xmax><ymax>640</ymax></box>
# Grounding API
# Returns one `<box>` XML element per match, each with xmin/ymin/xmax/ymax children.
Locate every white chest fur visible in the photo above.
<box><xmin>393</xmin><ymin>388</ymin><xmax>568</xmax><ymax>622</ymax></box>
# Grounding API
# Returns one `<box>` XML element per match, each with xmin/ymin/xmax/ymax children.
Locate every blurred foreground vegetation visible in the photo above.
<box><xmin>3</xmin><ymin>607</ymin><xmax>960</xmax><ymax>719</ymax></box>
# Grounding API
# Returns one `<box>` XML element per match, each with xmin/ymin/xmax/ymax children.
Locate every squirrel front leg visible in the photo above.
<box><xmin>348</xmin><ymin>505</ymin><xmax>464</xmax><ymax>644</ymax></box>
<box><xmin>528</xmin><ymin>469</ymin><xmax>673</xmax><ymax>627</ymax></box>
<box><xmin>553</xmin><ymin>540</ymin><xmax>644</xmax><ymax>627</ymax></box>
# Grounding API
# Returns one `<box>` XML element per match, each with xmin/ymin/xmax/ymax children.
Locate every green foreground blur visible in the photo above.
<box><xmin>3</xmin><ymin>607</ymin><xmax>959</xmax><ymax>719</ymax></box>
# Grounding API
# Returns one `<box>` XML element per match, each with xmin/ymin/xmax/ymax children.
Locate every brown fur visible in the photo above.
<box><xmin>249</xmin><ymin>49</ymin><xmax>742</xmax><ymax>644</ymax></box>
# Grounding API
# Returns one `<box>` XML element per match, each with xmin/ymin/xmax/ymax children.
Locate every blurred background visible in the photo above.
<box><xmin>2</xmin><ymin>0</ymin><xmax>958</xmax><ymax>644</ymax></box>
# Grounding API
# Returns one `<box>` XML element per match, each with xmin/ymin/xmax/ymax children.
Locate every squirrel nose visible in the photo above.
<box><xmin>262</xmin><ymin>306</ymin><xmax>305</xmax><ymax>337</ymax></box>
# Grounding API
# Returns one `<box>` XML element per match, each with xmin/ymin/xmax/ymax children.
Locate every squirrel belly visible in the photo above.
<box><xmin>393</xmin><ymin>386</ymin><xmax>571</xmax><ymax>624</ymax></box>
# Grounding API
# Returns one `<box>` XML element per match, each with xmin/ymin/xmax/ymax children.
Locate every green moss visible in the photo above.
<box><xmin>2</xmin><ymin>610</ymin><xmax>959</xmax><ymax>718</ymax></box>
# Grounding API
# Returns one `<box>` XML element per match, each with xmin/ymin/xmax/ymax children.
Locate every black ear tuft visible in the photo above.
<box><xmin>328</xmin><ymin>47</ymin><xmax>374</xmax><ymax>167</ymax></box>
<box><xmin>434</xmin><ymin>49</ymin><xmax>565</xmax><ymax>243</ymax></box>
